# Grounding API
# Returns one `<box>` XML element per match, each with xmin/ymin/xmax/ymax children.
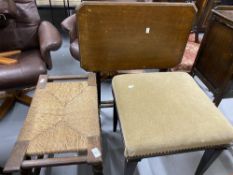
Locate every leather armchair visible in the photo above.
<box><xmin>61</xmin><ymin>14</ymin><xmax>80</xmax><ymax>60</ymax></box>
<box><xmin>0</xmin><ymin>0</ymin><xmax>62</xmax><ymax>118</ymax></box>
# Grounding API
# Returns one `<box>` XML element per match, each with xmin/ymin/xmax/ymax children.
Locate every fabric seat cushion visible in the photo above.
<box><xmin>112</xmin><ymin>72</ymin><xmax>233</xmax><ymax>159</ymax></box>
<box><xmin>0</xmin><ymin>49</ymin><xmax>47</xmax><ymax>90</ymax></box>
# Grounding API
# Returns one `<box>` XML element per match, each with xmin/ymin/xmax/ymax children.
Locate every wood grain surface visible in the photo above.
<box><xmin>77</xmin><ymin>2</ymin><xmax>197</xmax><ymax>71</ymax></box>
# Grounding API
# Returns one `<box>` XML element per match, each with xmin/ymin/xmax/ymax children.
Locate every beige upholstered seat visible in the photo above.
<box><xmin>112</xmin><ymin>72</ymin><xmax>233</xmax><ymax>159</ymax></box>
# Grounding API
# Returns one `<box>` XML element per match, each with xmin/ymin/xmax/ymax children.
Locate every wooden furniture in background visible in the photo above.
<box><xmin>0</xmin><ymin>57</ymin><xmax>17</xmax><ymax>65</ymax></box>
<box><xmin>194</xmin><ymin>0</ymin><xmax>220</xmax><ymax>42</ymax></box>
<box><xmin>0</xmin><ymin>50</ymin><xmax>20</xmax><ymax>65</ymax></box>
<box><xmin>4</xmin><ymin>74</ymin><xmax>103</xmax><ymax>175</ymax></box>
<box><xmin>191</xmin><ymin>6</ymin><xmax>233</xmax><ymax>106</ymax></box>
<box><xmin>0</xmin><ymin>50</ymin><xmax>23</xmax><ymax>119</ymax></box>
<box><xmin>0</xmin><ymin>50</ymin><xmax>21</xmax><ymax>57</ymax></box>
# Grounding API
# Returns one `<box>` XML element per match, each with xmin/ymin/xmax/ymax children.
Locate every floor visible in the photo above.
<box><xmin>1</xmin><ymin>9</ymin><xmax>233</xmax><ymax>175</ymax></box>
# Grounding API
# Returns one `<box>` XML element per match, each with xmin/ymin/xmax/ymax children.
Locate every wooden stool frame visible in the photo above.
<box><xmin>4</xmin><ymin>74</ymin><xmax>103</xmax><ymax>175</ymax></box>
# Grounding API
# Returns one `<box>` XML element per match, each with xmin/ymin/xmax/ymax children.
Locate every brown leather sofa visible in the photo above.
<box><xmin>0</xmin><ymin>0</ymin><xmax>62</xmax><ymax>118</ymax></box>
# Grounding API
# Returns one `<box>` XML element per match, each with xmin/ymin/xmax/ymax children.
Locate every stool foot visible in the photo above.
<box><xmin>124</xmin><ymin>159</ymin><xmax>137</xmax><ymax>175</ymax></box>
<box><xmin>92</xmin><ymin>164</ymin><xmax>103</xmax><ymax>175</ymax></box>
<box><xmin>195</xmin><ymin>149</ymin><xmax>223</xmax><ymax>175</ymax></box>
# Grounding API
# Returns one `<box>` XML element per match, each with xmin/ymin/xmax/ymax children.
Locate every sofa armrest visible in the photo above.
<box><xmin>70</xmin><ymin>39</ymin><xmax>80</xmax><ymax>61</ymax></box>
<box><xmin>61</xmin><ymin>14</ymin><xmax>77</xmax><ymax>42</ymax></box>
<box><xmin>38</xmin><ymin>21</ymin><xmax>62</xmax><ymax>69</ymax></box>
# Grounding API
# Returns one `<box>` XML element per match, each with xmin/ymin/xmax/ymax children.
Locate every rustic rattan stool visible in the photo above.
<box><xmin>112</xmin><ymin>72</ymin><xmax>233</xmax><ymax>175</ymax></box>
<box><xmin>4</xmin><ymin>73</ymin><xmax>103</xmax><ymax>175</ymax></box>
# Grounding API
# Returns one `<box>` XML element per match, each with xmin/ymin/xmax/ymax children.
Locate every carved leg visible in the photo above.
<box><xmin>92</xmin><ymin>164</ymin><xmax>103</xmax><ymax>175</ymax></box>
<box><xmin>0</xmin><ymin>97</ymin><xmax>15</xmax><ymax>119</ymax></box>
<box><xmin>195</xmin><ymin>149</ymin><xmax>223</xmax><ymax>175</ymax></box>
<box><xmin>113</xmin><ymin>100</ymin><xmax>118</xmax><ymax>132</ymax></box>
<box><xmin>124</xmin><ymin>159</ymin><xmax>137</xmax><ymax>175</ymax></box>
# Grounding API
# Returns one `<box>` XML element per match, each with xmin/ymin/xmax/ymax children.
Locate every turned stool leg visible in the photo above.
<box><xmin>92</xmin><ymin>164</ymin><xmax>103</xmax><ymax>175</ymax></box>
<box><xmin>195</xmin><ymin>31</ymin><xmax>199</xmax><ymax>43</ymax></box>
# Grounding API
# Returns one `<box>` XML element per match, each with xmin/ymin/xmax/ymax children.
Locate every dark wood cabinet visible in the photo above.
<box><xmin>196</xmin><ymin>0</ymin><xmax>220</xmax><ymax>31</ymax></box>
<box><xmin>194</xmin><ymin>0</ymin><xmax>221</xmax><ymax>42</ymax></box>
<box><xmin>192</xmin><ymin>6</ymin><xmax>233</xmax><ymax>105</ymax></box>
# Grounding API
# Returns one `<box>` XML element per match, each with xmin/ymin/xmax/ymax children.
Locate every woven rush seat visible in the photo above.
<box><xmin>4</xmin><ymin>74</ymin><xmax>103</xmax><ymax>174</ymax></box>
<box><xmin>112</xmin><ymin>72</ymin><xmax>233</xmax><ymax>159</ymax></box>
<box><xmin>18</xmin><ymin>78</ymin><xmax>100</xmax><ymax>155</ymax></box>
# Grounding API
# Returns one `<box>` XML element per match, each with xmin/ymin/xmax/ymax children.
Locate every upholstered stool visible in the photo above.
<box><xmin>112</xmin><ymin>72</ymin><xmax>233</xmax><ymax>175</ymax></box>
<box><xmin>4</xmin><ymin>73</ymin><xmax>103</xmax><ymax>175</ymax></box>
